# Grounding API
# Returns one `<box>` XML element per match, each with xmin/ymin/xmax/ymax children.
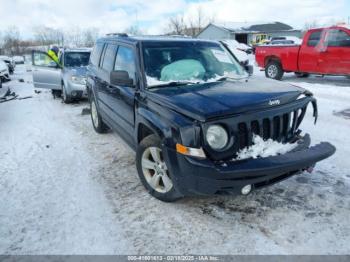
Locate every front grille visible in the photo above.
<box><xmin>236</xmin><ymin>106</ymin><xmax>307</xmax><ymax>150</ymax></box>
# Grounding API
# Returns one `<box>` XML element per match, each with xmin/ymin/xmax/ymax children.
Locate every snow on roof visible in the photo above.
<box><xmin>212</xmin><ymin>21</ymin><xmax>294</xmax><ymax>32</ymax></box>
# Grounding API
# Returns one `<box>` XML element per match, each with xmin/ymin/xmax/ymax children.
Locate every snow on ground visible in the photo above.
<box><xmin>0</xmin><ymin>64</ymin><xmax>349</xmax><ymax>255</ymax></box>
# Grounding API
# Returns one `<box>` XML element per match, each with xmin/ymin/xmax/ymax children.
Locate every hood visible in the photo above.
<box><xmin>147</xmin><ymin>76</ymin><xmax>306</xmax><ymax>121</ymax></box>
<box><xmin>63</xmin><ymin>66</ymin><xmax>88</xmax><ymax>77</ymax></box>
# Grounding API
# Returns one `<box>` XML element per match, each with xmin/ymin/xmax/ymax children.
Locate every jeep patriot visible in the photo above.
<box><xmin>86</xmin><ymin>34</ymin><xmax>335</xmax><ymax>202</ymax></box>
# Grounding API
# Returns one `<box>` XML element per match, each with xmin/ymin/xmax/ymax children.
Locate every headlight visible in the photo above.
<box><xmin>206</xmin><ymin>125</ymin><xmax>228</xmax><ymax>150</ymax></box>
<box><xmin>71</xmin><ymin>75</ymin><xmax>86</xmax><ymax>85</ymax></box>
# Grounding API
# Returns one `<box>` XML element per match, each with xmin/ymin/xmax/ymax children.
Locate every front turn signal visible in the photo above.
<box><xmin>176</xmin><ymin>144</ymin><xmax>206</xmax><ymax>159</ymax></box>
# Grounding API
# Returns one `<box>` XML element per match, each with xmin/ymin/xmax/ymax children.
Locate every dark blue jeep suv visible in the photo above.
<box><xmin>86</xmin><ymin>34</ymin><xmax>335</xmax><ymax>202</ymax></box>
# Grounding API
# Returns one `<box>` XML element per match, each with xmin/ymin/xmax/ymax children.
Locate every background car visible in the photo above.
<box><xmin>0</xmin><ymin>55</ymin><xmax>15</xmax><ymax>74</ymax></box>
<box><xmin>220</xmin><ymin>40</ymin><xmax>250</xmax><ymax>65</ymax></box>
<box><xmin>13</xmin><ymin>55</ymin><xmax>25</xmax><ymax>64</ymax></box>
<box><xmin>0</xmin><ymin>60</ymin><xmax>10</xmax><ymax>88</ymax></box>
<box><xmin>221</xmin><ymin>39</ymin><xmax>253</xmax><ymax>54</ymax></box>
<box><xmin>32</xmin><ymin>48</ymin><xmax>91</xmax><ymax>102</ymax></box>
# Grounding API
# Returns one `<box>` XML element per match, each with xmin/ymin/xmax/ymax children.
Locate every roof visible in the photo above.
<box><xmin>98</xmin><ymin>35</ymin><xmax>217</xmax><ymax>45</ymax></box>
<box><xmin>63</xmin><ymin>47</ymin><xmax>92</xmax><ymax>52</ymax></box>
<box><xmin>207</xmin><ymin>21</ymin><xmax>295</xmax><ymax>33</ymax></box>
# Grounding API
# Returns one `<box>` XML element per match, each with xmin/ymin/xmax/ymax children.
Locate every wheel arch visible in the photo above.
<box><xmin>136</xmin><ymin>108</ymin><xmax>174</xmax><ymax>145</ymax></box>
<box><xmin>265</xmin><ymin>56</ymin><xmax>282</xmax><ymax>68</ymax></box>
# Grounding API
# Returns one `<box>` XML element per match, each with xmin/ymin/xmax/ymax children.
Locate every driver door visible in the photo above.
<box><xmin>32</xmin><ymin>50</ymin><xmax>62</xmax><ymax>90</ymax></box>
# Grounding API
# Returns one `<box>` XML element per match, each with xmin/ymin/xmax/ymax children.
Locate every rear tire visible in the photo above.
<box><xmin>265</xmin><ymin>61</ymin><xmax>284</xmax><ymax>80</ymax></box>
<box><xmin>90</xmin><ymin>92</ymin><xmax>108</xmax><ymax>133</ymax></box>
<box><xmin>136</xmin><ymin>134</ymin><xmax>183</xmax><ymax>202</ymax></box>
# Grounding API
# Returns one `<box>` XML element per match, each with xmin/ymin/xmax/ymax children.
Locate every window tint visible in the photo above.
<box><xmin>101</xmin><ymin>45</ymin><xmax>117</xmax><ymax>71</ymax></box>
<box><xmin>326</xmin><ymin>30</ymin><xmax>350</xmax><ymax>47</ymax></box>
<box><xmin>307</xmin><ymin>31</ymin><xmax>322</xmax><ymax>47</ymax></box>
<box><xmin>90</xmin><ymin>42</ymin><xmax>104</xmax><ymax>66</ymax></box>
<box><xmin>114</xmin><ymin>46</ymin><xmax>136</xmax><ymax>82</ymax></box>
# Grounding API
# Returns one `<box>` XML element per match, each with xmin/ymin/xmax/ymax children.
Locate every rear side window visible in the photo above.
<box><xmin>307</xmin><ymin>31</ymin><xmax>322</xmax><ymax>47</ymax></box>
<box><xmin>114</xmin><ymin>46</ymin><xmax>136</xmax><ymax>82</ymax></box>
<box><xmin>326</xmin><ymin>30</ymin><xmax>350</xmax><ymax>47</ymax></box>
<box><xmin>101</xmin><ymin>44</ymin><xmax>117</xmax><ymax>71</ymax></box>
<box><xmin>90</xmin><ymin>42</ymin><xmax>104</xmax><ymax>66</ymax></box>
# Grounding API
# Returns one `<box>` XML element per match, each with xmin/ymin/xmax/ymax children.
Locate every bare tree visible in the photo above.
<box><xmin>33</xmin><ymin>26</ymin><xmax>64</xmax><ymax>46</ymax></box>
<box><xmin>167</xmin><ymin>7</ymin><xmax>214</xmax><ymax>37</ymax></box>
<box><xmin>124</xmin><ymin>25</ymin><xmax>143</xmax><ymax>36</ymax></box>
<box><xmin>303</xmin><ymin>21</ymin><xmax>319</xmax><ymax>31</ymax></box>
<box><xmin>168</xmin><ymin>15</ymin><xmax>187</xmax><ymax>35</ymax></box>
<box><xmin>2</xmin><ymin>26</ymin><xmax>21</xmax><ymax>55</ymax></box>
<box><xmin>81</xmin><ymin>28</ymin><xmax>99</xmax><ymax>47</ymax></box>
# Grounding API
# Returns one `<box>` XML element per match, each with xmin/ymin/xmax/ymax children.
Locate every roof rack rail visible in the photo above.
<box><xmin>106</xmin><ymin>33</ymin><xmax>128</xmax><ymax>37</ymax></box>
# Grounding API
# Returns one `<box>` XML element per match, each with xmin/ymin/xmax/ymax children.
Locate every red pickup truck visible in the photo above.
<box><xmin>255</xmin><ymin>26</ymin><xmax>350</xmax><ymax>80</ymax></box>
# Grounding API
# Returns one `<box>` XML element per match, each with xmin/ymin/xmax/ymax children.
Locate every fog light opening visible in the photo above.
<box><xmin>241</xmin><ymin>185</ymin><xmax>252</xmax><ymax>195</ymax></box>
<box><xmin>72</xmin><ymin>91</ymin><xmax>77</xmax><ymax>97</ymax></box>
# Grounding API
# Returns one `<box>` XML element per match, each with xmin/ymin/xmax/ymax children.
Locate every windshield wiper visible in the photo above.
<box><xmin>147</xmin><ymin>81</ymin><xmax>198</xmax><ymax>89</ymax></box>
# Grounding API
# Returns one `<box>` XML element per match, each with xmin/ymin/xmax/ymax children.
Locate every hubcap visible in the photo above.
<box><xmin>91</xmin><ymin>100</ymin><xmax>99</xmax><ymax>127</ymax></box>
<box><xmin>267</xmin><ymin>65</ymin><xmax>278</xmax><ymax>78</ymax></box>
<box><xmin>141</xmin><ymin>147</ymin><xmax>173</xmax><ymax>193</ymax></box>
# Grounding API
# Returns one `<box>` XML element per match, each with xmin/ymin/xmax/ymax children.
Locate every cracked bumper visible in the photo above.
<box><xmin>164</xmin><ymin>134</ymin><xmax>336</xmax><ymax>196</ymax></box>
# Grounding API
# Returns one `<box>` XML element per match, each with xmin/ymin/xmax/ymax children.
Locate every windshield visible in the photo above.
<box><xmin>142</xmin><ymin>41</ymin><xmax>247</xmax><ymax>88</ymax></box>
<box><xmin>64</xmin><ymin>52</ymin><xmax>90</xmax><ymax>67</ymax></box>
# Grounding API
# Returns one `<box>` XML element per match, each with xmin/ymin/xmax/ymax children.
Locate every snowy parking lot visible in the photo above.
<box><xmin>0</xmin><ymin>64</ymin><xmax>349</xmax><ymax>254</ymax></box>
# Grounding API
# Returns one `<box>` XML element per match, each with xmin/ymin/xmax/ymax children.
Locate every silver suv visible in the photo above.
<box><xmin>32</xmin><ymin>48</ymin><xmax>91</xmax><ymax>103</ymax></box>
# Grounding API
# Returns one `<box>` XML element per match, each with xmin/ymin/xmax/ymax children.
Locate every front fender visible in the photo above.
<box><xmin>136</xmin><ymin>103</ymin><xmax>200</xmax><ymax>149</ymax></box>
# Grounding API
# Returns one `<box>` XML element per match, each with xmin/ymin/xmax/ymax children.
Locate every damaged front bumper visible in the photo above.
<box><xmin>165</xmin><ymin>134</ymin><xmax>336</xmax><ymax>196</ymax></box>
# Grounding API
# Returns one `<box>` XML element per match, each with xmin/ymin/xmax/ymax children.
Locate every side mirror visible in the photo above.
<box><xmin>110</xmin><ymin>70</ymin><xmax>134</xmax><ymax>87</ymax></box>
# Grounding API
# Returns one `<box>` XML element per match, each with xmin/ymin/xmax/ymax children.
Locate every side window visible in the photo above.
<box><xmin>326</xmin><ymin>30</ymin><xmax>350</xmax><ymax>47</ymax></box>
<box><xmin>307</xmin><ymin>31</ymin><xmax>322</xmax><ymax>47</ymax></box>
<box><xmin>90</xmin><ymin>42</ymin><xmax>104</xmax><ymax>66</ymax></box>
<box><xmin>32</xmin><ymin>51</ymin><xmax>57</xmax><ymax>67</ymax></box>
<box><xmin>114</xmin><ymin>46</ymin><xmax>136</xmax><ymax>83</ymax></box>
<box><xmin>101</xmin><ymin>44</ymin><xmax>117</xmax><ymax>71</ymax></box>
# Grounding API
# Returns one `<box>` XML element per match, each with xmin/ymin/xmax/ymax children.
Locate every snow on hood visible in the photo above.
<box><xmin>233</xmin><ymin>135</ymin><xmax>297</xmax><ymax>161</ymax></box>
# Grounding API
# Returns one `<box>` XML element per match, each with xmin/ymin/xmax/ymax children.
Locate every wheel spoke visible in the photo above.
<box><xmin>142</xmin><ymin>158</ymin><xmax>156</xmax><ymax>170</ymax></box>
<box><xmin>149</xmin><ymin>174</ymin><xmax>160</xmax><ymax>189</ymax></box>
<box><xmin>161</xmin><ymin>174</ymin><xmax>173</xmax><ymax>191</ymax></box>
<box><xmin>150</xmin><ymin>147</ymin><xmax>161</xmax><ymax>163</ymax></box>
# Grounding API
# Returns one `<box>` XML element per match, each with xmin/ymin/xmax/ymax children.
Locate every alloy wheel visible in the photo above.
<box><xmin>141</xmin><ymin>146</ymin><xmax>173</xmax><ymax>193</ymax></box>
<box><xmin>267</xmin><ymin>64</ymin><xmax>278</xmax><ymax>78</ymax></box>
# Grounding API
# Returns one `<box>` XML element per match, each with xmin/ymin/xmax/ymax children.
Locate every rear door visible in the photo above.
<box><xmin>32</xmin><ymin>51</ymin><xmax>61</xmax><ymax>90</ymax></box>
<box><xmin>321</xmin><ymin>29</ymin><xmax>350</xmax><ymax>74</ymax></box>
<box><xmin>298</xmin><ymin>30</ymin><xmax>323</xmax><ymax>73</ymax></box>
<box><xmin>96</xmin><ymin>43</ymin><xmax>118</xmax><ymax>121</ymax></box>
<box><xmin>108</xmin><ymin>44</ymin><xmax>137</xmax><ymax>137</ymax></box>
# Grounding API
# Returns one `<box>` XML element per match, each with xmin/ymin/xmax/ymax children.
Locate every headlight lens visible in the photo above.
<box><xmin>206</xmin><ymin>125</ymin><xmax>228</xmax><ymax>150</ymax></box>
<box><xmin>71</xmin><ymin>75</ymin><xmax>86</xmax><ymax>85</ymax></box>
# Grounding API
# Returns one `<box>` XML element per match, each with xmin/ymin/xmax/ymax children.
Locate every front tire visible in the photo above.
<box><xmin>265</xmin><ymin>61</ymin><xmax>284</xmax><ymax>80</ymax></box>
<box><xmin>62</xmin><ymin>84</ymin><xmax>72</xmax><ymax>104</ymax></box>
<box><xmin>136</xmin><ymin>135</ymin><xmax>183</xmax><ymax>202</ymax></box>
<box><xmin>90</xmin><ymin>93</ymin><xmax>108</xmax><ymax>133</ymax></box>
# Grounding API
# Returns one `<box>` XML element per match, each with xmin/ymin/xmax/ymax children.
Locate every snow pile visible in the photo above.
<box><xmin>234</xmin><ymin>135</ymin><xmax>298</xmax><ymax>161</ymax></box>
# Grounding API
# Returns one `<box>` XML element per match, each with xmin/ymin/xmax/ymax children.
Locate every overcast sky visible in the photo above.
<box><xmin>0</xmin><ymin>0</ymin><xmax>349</xmax><ymax>38</ymax></box>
